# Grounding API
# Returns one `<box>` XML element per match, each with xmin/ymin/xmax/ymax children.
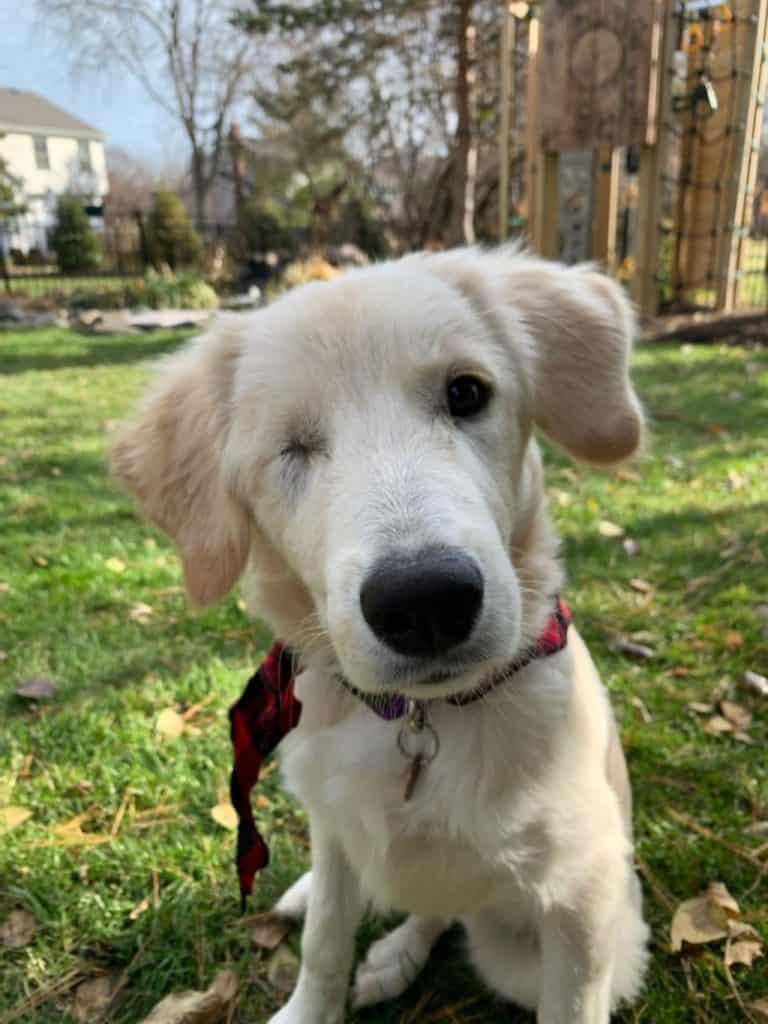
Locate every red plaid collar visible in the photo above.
<box><xmin>229</xmin><ymin>597</ymin><xmax>570</xmax><ymax>904</ymax></box>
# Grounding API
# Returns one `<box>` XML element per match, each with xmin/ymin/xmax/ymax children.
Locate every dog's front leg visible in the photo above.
<box><xmin>537</xmin><ymin>882</ymin><xmax>620</xmax><ymax>1024</ymax></box>
<box><xmin>268</xmin><ymin>823</ymin><xmax>362</xmax><ymax>1024</ymax></box>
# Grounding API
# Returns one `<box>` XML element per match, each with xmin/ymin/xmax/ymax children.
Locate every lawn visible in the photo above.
<box><xmin>1</xmin><ymin>326</ymin><xmax>767</xmax><ymax>1023</ymax></box>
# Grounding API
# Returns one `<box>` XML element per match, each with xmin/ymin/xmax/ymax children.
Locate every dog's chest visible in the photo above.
<box><xmin>280</xmin><ymin>704</ymin><xmax>531</xmax><ymax>916</ymax></box>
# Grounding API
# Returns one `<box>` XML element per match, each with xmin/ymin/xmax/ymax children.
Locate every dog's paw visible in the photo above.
<box><xmin>267</xmin><ymin>999</ymin><xmax>343</xmax><ymax>1024</ymax></box>
<box><xmin>273</xmin><ymin>870</ymin><xmax>312</xmax><ymax>920</ymax></box>
<box><xmin>352</xmin><ymin>917</ymin><xmax>441</xmax><ymax>1009</ymax></box>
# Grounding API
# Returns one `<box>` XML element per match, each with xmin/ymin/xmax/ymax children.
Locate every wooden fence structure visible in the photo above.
<box><xmin>498</xmin><ymin>0</ymin><xmax>768</xmax><ymax>318</ymax></box>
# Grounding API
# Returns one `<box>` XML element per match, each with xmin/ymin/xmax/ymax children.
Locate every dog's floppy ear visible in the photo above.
<box><xmin>112</xmin><ymin>322</ymin><xmax>250</xmax><ymax>606</ymax></box>
<box><xmin>427</xmin><ymin>249</ymin><xmax>643</xmax><ymax>463</ymax></box>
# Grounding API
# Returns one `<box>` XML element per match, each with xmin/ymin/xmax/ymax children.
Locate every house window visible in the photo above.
<box><xmin>33</xmin><ymin>135</ymin><xmax>49</xmax><ymax>170</ymax></box>
<box><xmin>78</xmin><ymin>139</ymin><xmax>92</xmax><ymax>173</ymax></box>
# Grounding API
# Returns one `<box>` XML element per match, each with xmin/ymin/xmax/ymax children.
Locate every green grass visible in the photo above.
<box><xmin>1</xmin><ymin>328</ymin><xmax>767</xmax><ymax>1023</ymax></box>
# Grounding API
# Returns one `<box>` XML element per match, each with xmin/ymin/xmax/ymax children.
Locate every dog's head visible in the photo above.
<box><xmin>113</xmin><ymin>248</ymin><xmax>642</xmax><ymax>697</ymax></box>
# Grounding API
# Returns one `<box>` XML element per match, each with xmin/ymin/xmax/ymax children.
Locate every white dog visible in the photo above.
<box><xmin>114</xmin><ymin>247</ymin><xmax>650</xmax><ymax>1024</ymax></box>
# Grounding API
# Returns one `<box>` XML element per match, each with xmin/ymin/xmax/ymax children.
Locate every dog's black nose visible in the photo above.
<box><xmin>360</xmin><ymin>546</ymin><xmax>484</xmax><ymax>658</ymax></box>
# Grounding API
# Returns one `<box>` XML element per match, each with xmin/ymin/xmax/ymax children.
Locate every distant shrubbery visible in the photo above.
<box><xmin>145</xmin><ymin>190</ymin><xmax>203</xmax><ymax>270</ymax></box>
<box><xmin>67</xmin><ymin>268</ymin><xmax>218</xmax><ymax>311</ymax></box>
<box><xmin>50</xmin><ymin>196</ymin><xmax>101</xmax><ymax>272</ymax></box>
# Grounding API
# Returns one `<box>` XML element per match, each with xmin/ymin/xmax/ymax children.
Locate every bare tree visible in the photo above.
<box><xmin>35</xmin><ymin>0</ymin><xmax>261</xmax><ymax>226</ymax></box>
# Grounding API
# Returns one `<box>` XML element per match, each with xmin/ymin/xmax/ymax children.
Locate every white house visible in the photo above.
<box><xmin>0</xmin><ymin>87</ymin><xmax>108</xmax><ymax>256</ymax></box>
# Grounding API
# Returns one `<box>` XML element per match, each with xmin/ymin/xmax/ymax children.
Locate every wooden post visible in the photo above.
<box><xmin>498</xmin><ymin>2</ymin><xmax>514</xmax><ymax>240</ymax></box>
<box><xmin>716</xmin><ymin>0</ymin><xmax>768</xmax><ymax>311</ymax></box>
<box><xmin>632</xmin><ymin>0</ymin><xmax>676</xmax><ymax>318</ymax></box>
<box><xmin>592</xmin><ymin>145</ymin><xmax>620</xmax><ymax>270</ymax></box>
<box><xmin>526</xmin><ymin>10</ymin><xmax>560</xmax><ymax>257</ymax></box>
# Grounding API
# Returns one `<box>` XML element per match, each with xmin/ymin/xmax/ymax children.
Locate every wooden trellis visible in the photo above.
<box><xmin>498</xmin><ymin>0</ymin><xmax>768</xmax><ymax>316</ymax></box>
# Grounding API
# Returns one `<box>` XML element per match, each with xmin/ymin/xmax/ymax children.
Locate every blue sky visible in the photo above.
<box><xmin>0</xmin><ymin>2</ymin><xmax>183</xmax><ymax>164</ymax></box>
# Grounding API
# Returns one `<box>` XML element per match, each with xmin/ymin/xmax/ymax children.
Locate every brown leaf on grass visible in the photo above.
<box><xmin>630</xmin><ymin>696</ymin><xmax>652</xmax><ymax>724</ymax></box>
<box><xmin>0</xmin><ymin>805</ymin><xmax>32</xmax><ymax>835</ymax></box>
<box><xmin>250</xmin><ymin>912</ymin><xmax>293</xmax><ymax>951</ymax></box>
<box><xmin>670</xmin><ymin>882</ymin><xmax>740</xmax><ymax>952</ymax></box>
<box><xmin>140</xmin><ymin>970</ymin><xmax>237</xmax><ymax>1024</ymax></box>
<box><xmin>156</xmin><ymin>708</ymin><xmax>185</xmax><ymax>739</ymax></box>
<box><xmin>741</xmin><ymin>670</ymin><xmax>768</xmax><ymax>698</ymax></box>
<box><xmin>688</xmin><ymin>701</ymin><xmax>713</xmax><ymax>714</ymax></box>
<box><xmin>70</xmin><ymin>974</ymin><xmax>121</xmax><ymax>1022</ymax></box>
<box><xmin>210</xmin><ymin>803</ymin><xmax>238</xmax><ymax>831</ymax></box>
<box><xmin>609</xmin><ymin>635</ymin><xmax>655</xmax><ymax>660</ymax></box>
<box><xmin>598</xmin><ymin>520</ymin><xmax>625</xmax><ymax>538</ymax></box>
<box><xmin>724</xmin><ymin>630</ymin><xmax>744</xmax><ymax>649</ymax></box>
<box><xmin>267</xmin><ymin>945</ymin><xmax>300</xmax><ymax>994</ymax></box>
<box><xmin>129</xmin><ymin>897</ymin><xmax>150</xmax><ymax>921</ymax></box>
<box><xmin>704</xmin><ymin>715</ymin><xmax>736</xmax><ymax>736</ymax></box>
<box><xmin>129</xmin><ymin>602</ymin><xmax>154</xmax><ymax>624</ymax></box>
<box><xmin>671</xmin><ymin>666</ymin><xmax>691</xmax><ymax>678</ymax></box>
<box><xmin>725</xmin><ymin>938</ymin><xmax>763</xmax><ymax>969</ymax></box>
<box><xmin>629</xmin><ymin>578</ymin><xmax>654</xmax><ymax>595</ymax></box>
<box><xmin>39</xmin><ymin>813</ymin><xmax>111</xmax><ymax>848</ymax></box>
<box><xmin>720</xmin><ymin>701</ymin><xmax>752</xmax><ymax>731</ymax></box>
<box><xmin>0</xmin><ymin>908</ymin><xmax>36</xmax><ymax>948</ymax></box>
<box><xmin>15</xmin><ymin>676</ymin><xmax>57</xmax><ymax>700</ymax></box>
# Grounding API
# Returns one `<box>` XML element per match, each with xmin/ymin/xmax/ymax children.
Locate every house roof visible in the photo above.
<box><xmin>0</xmin><ymin>88</ymin><xmax>104</xmax><ymax>140</ymax></box>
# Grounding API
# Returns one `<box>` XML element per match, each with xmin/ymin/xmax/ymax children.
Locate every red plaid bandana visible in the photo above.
<box><xmin>229</xmin><ymin>597</ymin><xmax>570</xmax><ymax>905</ymax></box>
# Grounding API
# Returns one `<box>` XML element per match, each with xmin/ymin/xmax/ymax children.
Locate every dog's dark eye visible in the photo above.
<box><xmin>447</xmin><ymin>375</ymin><xmax>491</xmax><ymax>418</ymax></box>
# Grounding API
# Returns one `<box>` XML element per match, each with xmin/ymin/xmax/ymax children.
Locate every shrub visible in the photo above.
<box><xmin>50</xmin><ymin>196</ymin><xmax>101</xmax><ymax>271</ymax></box>
<box><xmin>68</xmin><ymin>269</ymin><xmax>219</xmax><ymax>311</ymax></box>
<box><xmin>145</xmin><ymin>190</ymin><xmax>203</xmax><ymax>270</ymax></box>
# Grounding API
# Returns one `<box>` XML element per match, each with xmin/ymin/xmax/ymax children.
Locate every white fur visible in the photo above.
<box><xmin>113</xmin><ymin>247</ymin><xmax>650</xmax><ymax>1023</ymax></box>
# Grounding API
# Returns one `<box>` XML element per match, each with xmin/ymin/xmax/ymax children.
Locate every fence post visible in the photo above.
<box><xmin>633</xmin><ymin>0</ymin><xmax>676</xmax><ymax>318</ymax></box>
<box><xmin>715</xmin><ymin>0</ymin><xmax>768</xmax><ymax>312</ymax></box>
<box><xmin>592</xmin><ymin>146</ymin><xmax>620</xmax><ymax>271</ymax></box>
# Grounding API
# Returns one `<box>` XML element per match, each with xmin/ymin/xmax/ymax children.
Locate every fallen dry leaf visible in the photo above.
<box><xmin>70</xmin><ymin>974</ymin><xmax>121</xmax><ymax>1022</ymax></box>
<box><xmin>629</xmin><ymin>578</ymin><xmax>654</xmax><ymax>595</ymax></box>
<box><xmin>630</xmin><ymin>696</ymin><xmax>652</xmax><ymax>724</ymax></box>
<box><xmin>598</xmin><ymin>520</ymin><xmax>625</xmax><ymax>538</ymax></box>
<box><xmin>250</xmin><ymin>911</ymin><xmax>293</xmax><ymax>951</ymax></box>
<box><xmin>140</xmin><ymin>969</ymin><xmax>237</xmax><ymax>1024</ymax></box>
<box><xmin>671</xmin><ymin>666</ymin><xmax>691</xmax><ymax>678</ymax></box>
<box><xmin>0</xmin><ymin>805</ymin><xmax>32</xmax><ymax>835</ymax></box>
<box><xmin>724</xmin><ymin>630</ymin><xmax>744</xmax><ymax>650</ymax></box>
<box><xmin>725</xmin><ymin>937</ymin><xmax>763</xmax><ymax>968</ymax></box>
<box><xmin>720</xmin><ymin>701</ymin><xmax>752</xmax><ymax>731</ymax></box>
<box><xmin>267</xmin><ymin>945</ymin><xmax>300</xmax><ymax>994</ymax></box>
<box><xmin>15</xmin><ymin>676</ymin><xmax>57</xmax><ymax>700</ymax></box>
<box><xmin>40</xmin><ymin>813</ymin><xmax>111</xmax><ymax>848</ymax></box>
<box><xmin>609</xmin><ymin>635</ymin><xmax>655</xmax><ymax>660</ymax></box>
<box><xmin>704</xmin><ymin>714</ymin><xmax>735</xmax><ymax>736</ymax></box>
<box><xmin>741</xmin><ymin>670</ymin><xmax>768</xmax><ymax>698</ymax></box>
<box><xmin>670</xmin><ymin>882</ymin><xmax>740</xmax><ymax>952</ymax></box>
<box><xmin>130</xmin><ymin>897</ymin><xmax>150</xmax><ymax>921</ymax></box>
<box><xmin>130</xmin><ymin>602</ymin><xmax>154</xmax><ymax>624</ymax></box>
<box><xmin>210</xmin><ymin>803</ymin><xmax>238</xmax><ymax>831</ymax></box>
<box><xmin>688</xmin><ymin>701</ymin><xmax>713</xmax><ymax>714</ymax></box>
<box><xmin>156</xmin><ymin>708</ymin><xmax>185</xmax><ymax>739</ymax></box>
<box><xmin>105</xmin><ymin>556</ymin><xmax>127</xmax><ymax>573</ymax></box>
<box><xmin>0</xmin><ymin>908</ymin><xmax>36</xmax><ymax>948</ymax></box>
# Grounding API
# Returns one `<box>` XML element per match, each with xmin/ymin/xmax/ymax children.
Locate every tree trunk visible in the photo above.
<box><xmin>448</xmin><ymin>0</ymin><xmax>477</xmax><ymax>245</ymax></box>
<box><xmin>190</xmin><ymin>148</ymin><xmax>208</xmax><ymax>231</ymax></box>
